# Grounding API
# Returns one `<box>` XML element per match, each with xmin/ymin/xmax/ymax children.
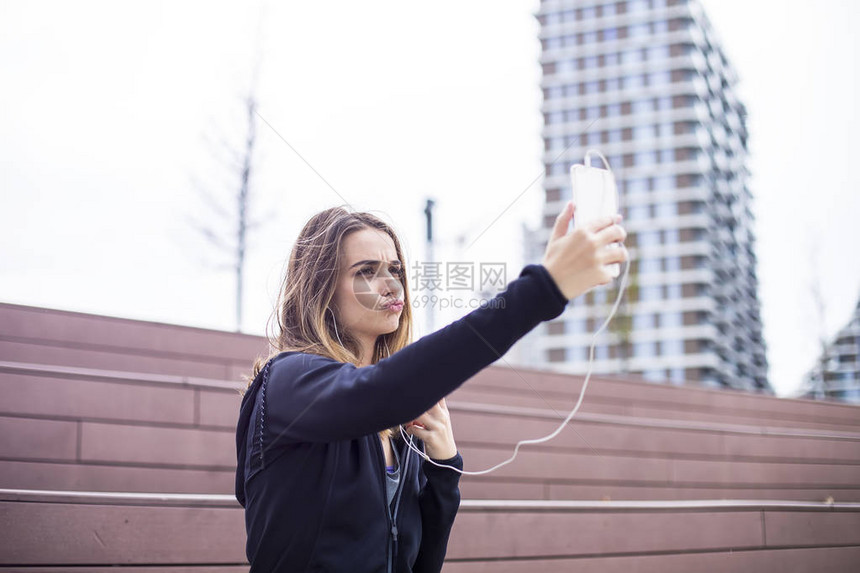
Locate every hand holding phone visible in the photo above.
<box><xmin>570</xmin><ymin>150</ymin><xmax>622</xmax><ymax>278</ymax></box>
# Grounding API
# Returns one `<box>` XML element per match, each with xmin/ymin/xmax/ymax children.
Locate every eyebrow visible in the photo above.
<box><xmin>349</xmin><ymin>259</ymin><xmax>402</xmax><ymax>269</ymax></box>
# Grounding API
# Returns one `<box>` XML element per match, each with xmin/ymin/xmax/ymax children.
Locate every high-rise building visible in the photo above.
<box><xmin>524</xmin><ymin>0</ymin><xmax>770</xmax><ymax>392</ymax></box>
<box><xmin>800</xmin><ymin>294</ymin><xmax>860</xmax><ymax>403</ymax></box>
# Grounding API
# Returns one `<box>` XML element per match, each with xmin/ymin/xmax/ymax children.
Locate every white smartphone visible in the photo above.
<box><xmin>570</xmin><ymin>155</ymin><xmax>621</xmax><ymax>278</ymax></box>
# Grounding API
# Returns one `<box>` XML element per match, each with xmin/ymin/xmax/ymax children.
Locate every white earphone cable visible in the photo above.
<box><xmin>400</xmin><ymin>148</ymin><xmax>629</xmax><ymax>475</ymax></box>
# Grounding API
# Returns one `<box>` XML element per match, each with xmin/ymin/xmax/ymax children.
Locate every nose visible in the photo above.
<box><xmin>378</xmin><ymin>269</ymin><xmax>403</xmax><ymax>299</ymax></box>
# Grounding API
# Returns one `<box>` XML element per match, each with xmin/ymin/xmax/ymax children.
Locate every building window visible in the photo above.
<box><xmin>582</xmin><ymin>6</ymin><xmax>596</xmax><ymax>19</ymax></box>
<box><xmin>649</xmin><ymin>45</ymin><xmax>671</xmax><ymax>60</ymax></box>
<box><xmin>666</xmin><ymin>283</ymin><xmax>682</xmax><ymax>299</ymax></box>
<box><xmin>661</xmin><ymin>340</ymin><xmax>683</xmax><ymax>356</ymax></box>
<box><xmin>596</xmin><ymin>344</ymin><xmax>609</xmax><ymax>360</ymax></box>
<box><xmin>634</xmin><ymin>124</ymin><xmax>655</xmax><ymax>140</ymax></box>
<box><xmin>641</xmin><ymin>285</ymin><xmax>662</xmax><ymax>301</ymax></box>
<box><xmin>583</xmin><ymin>55</ymin><xmax>599</xmax><ymax>69</ymax></box>
<box><xmin>558</xmin><ymin>60</ymin><xmax>577</xmax><ymax>73</ymax></box>
<box><xmin>604</xmin><ymin>27</ymin><xmax>618</xmax><ymax>41</ymax></box>
<box><xmin>650</xmin><ymin>71</ymin><xmax>671</xmax><ymax>86</ymax></box>
<box><xmin>623</xmin><ymin>48</ymin><xmax>644</xmax><ymax>64</ymax></box>
<box><xmin>568</xmin><ymin>317</ymin><xmax>586</xmax><ymax>333</ymax></box>
<box><xmin>664</xmin><ymin>228</ymin><xmax>680</xmax><ymax>245</ymax></box>
<box><xmin>546</xmin><ymin>37</ymin><xmax>563</xmax><ymax>50</ymax></box>
<box><xmin>627</xmin><ymin>204</ymin><xmax>650</xmax><ymax>221</ymax></box>
<box><xmin>636</xmin><ymin>150</ymin><xmax>658</xmax><ymax>165</ymax></box>
<box><xmin>605</xmin><ymin>52</ymin><xmax>620</xmax><ymax>67</ymax></box>
<box><xmin>653</xmin><ymin>20</ymin><xmax>669</xmax><ymax>34</ymax></box>
<box><xmin>627</xmin><ymin>177</ymin><xmax>649</xmax><ymax>194</ymax></box>
<box><xmin>638</xmin><ymin>229</ymin><xmax>661</xmax><ymax>247</ymax></box>
<box><xmin>628</xmin><ymin>0</ymin><xmax>649</xmax><ymax>13</ymax></box>
<box><xmin>628</xmin><ymin>204</ymin><xmax>650</xmax><ymax>221</ymax></box>
<box><xmin>628</xmin><ymin>23</ymin><xmax>650</xmax><ymax>38</ymax></box>
<box><xmin>583</xmin><ymin>31</ymin><xmax>598</xmax><ymax>44</ymax></box>
<box><xmin>634</xmin><ymin>341</ymin><xmax>657</xmax><ymax>358</ymax></box>
<box><xmin>547</xmin><ymin>162</ymin><xmax>565</xmax><ymax>176</ymax></box>
<box><xmin>653</xmin><ymin>175</ymin><xmax>673</xmax><ymax>190</ymax></box>
<box><xmin>659</xmin><ymin>122</ymin><xmax>673</xmax><ymax>137</ymax></box>
<box><xmin>656</xmin><ymin>202</ymin><xmax>678</xmax><ymax>217</ymax></box>
<box><xmin>607</xmin><ymin>103</ymin><xmax>622</xmax><ymax>117</ymax></box>
<box><xmin>670</xmin><ymin>367</ymin><xmax>684</xmax><ymax>384</ymax></box>
<box><xmin>633</xmin><ymin>99</ymin><xmax>653</xmax><ymax>114</ymax></box>
<box><xmin>585</xmin><ymin>80</ymin><xmax>600</xmax><ymax>94</ymax></box>
<box><xmin>634</xmin><ymin>313</ymin><xmax>655</xmax><ymax>329</ymax></box>
<box><xmin>606</xmin><ymin>77</ymin><xmax>621</xmax><ymax>92</ymax></box>
<box><xmin>657</xmin><ymin>96</ymin><xmax>673</xmax><ymax>111</ymax></box>
<box><xmin>661</xmin><ymin>312</ymin><xmax>683</xmax><ymax>328</ymax></box>
<box><xmin>549</xmin><ymin>348</ymin><xmax>566</xmax><ymax>362</ymax></box>
<box><xmin>665</xmin><ymin>256</ymin><xmax>681</xmax><ymax>272</ymax></box>
<box><xmin>626</xmin><ymin>74</ymin><xmax>645</xmax><ymax>89</ymax></box>
<box><xmin>641</xmin><ymin>257</ymin><xmax>662</xmax><ymax>274</ymax></box>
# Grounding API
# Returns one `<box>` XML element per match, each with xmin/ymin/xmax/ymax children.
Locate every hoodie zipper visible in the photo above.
<box><xmin>390</xmin><ymin>440</ymin><xmax>410</xmax><ymax>568</ymax></box>
<box><xmin>375</xmin><ymin>433</ymin><xmax>410</xmax><ymax>573</ymax></box>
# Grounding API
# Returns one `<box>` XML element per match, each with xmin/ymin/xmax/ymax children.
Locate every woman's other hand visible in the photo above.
<box><xmin>541</xmin><ymin>200</ymin><xmax>629</xmax><ymax>300</ymax></box>
<box><xmin>405</xmin><ymin>398</ymin><xmax>457</xmax><ymax>460</ymax></box>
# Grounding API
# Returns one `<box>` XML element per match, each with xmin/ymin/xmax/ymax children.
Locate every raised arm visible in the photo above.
<box><xmin>258</xmin><ymin>262</ymin><xmax>568</xmax><ymax>444</ymax></box>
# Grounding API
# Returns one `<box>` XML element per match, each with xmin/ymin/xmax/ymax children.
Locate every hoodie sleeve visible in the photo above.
<box><xmin>261</xmin><ymin>263</ymin><xmax>568</xmax><ymax>444</ymax></box>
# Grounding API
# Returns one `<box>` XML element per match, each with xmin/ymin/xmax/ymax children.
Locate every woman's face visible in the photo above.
<box><xmin>331</xmin><ymin>228</ymin><xmax>405</xmax><ymax>355</ymax></box>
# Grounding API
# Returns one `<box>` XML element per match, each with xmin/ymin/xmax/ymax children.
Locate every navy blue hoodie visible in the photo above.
<box><xmin>235</xmin><ymin>263</ymin><xmax>569</xmax><ymax>572</ymax></box>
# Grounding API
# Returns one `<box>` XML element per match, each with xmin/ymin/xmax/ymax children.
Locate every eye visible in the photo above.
<box><xmin>357</xmin><ymin>265</ymin><xmax>403</xmax><ymax>277</ymax></box>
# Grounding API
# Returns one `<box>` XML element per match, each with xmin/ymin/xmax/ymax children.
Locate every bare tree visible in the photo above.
<box><xmin>805</xmin><ymin>233</ymin><xmax>830</xmax><ymax>399</ymax></box>
<box><xmin>186</xmin><ymin>88</ymin><xmax>274</xmax><ymax>332</ymax></box>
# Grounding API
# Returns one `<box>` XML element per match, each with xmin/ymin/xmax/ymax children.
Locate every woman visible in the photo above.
<box><xmin>235</xmin><ymin>201</ymin><xmax>627</xmax><ymax>572</ymax></box>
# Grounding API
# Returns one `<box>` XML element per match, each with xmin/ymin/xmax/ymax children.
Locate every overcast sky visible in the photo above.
<box><xmin>1</xmin><ymin>0</ymin><xmax>857</xmax><ymax>397</ymax></box>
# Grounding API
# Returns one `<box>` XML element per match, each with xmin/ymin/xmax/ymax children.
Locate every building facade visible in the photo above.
<box><xmin>525</xmin><ymin>0</ymin><xmax>770</xmax><ymax>392</ymax></box>
<box><xmin>801</xmin><ymin>294</ymin><xmax>860</xmax><ymax>403</ymax></box>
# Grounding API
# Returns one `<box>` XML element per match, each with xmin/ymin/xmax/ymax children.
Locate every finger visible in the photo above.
<box><xmin>594</xmin><ymin>222</ymin><xmax>627</xmax><ymax>246</ymax></box>
<box><xmin>584</xmin><ymin>213</ymin><xmax>622</xmax><ymax>234</ymax></box>
<box><xmin>413</xmin><ymin>412</ymin><xmax>440</xmax><ymax>430</ymax></box>
<box><xmin>602</xmin><ymin>244</ymin><xmax>629</xmax><ymax>264</ymax></box>
<box><xmin>550</xmin><ymin>200</ymin><xmax>574</xmax><ymax>242</ymax></box>
<box><xmin>411</xmin><ymin>411</ymin><xmax>435</xmax><ymax>427</ymax></box>
<box><xmin>405</xmin><ymin>424</ymin><xmax>431</xmax><ymax>441</ymax></box>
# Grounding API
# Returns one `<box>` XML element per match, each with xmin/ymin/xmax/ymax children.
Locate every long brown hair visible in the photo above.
<box><xmin>240</xmin><ymin>204</ymin><xmax>414</xmax><ymax>399</ymax></box>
